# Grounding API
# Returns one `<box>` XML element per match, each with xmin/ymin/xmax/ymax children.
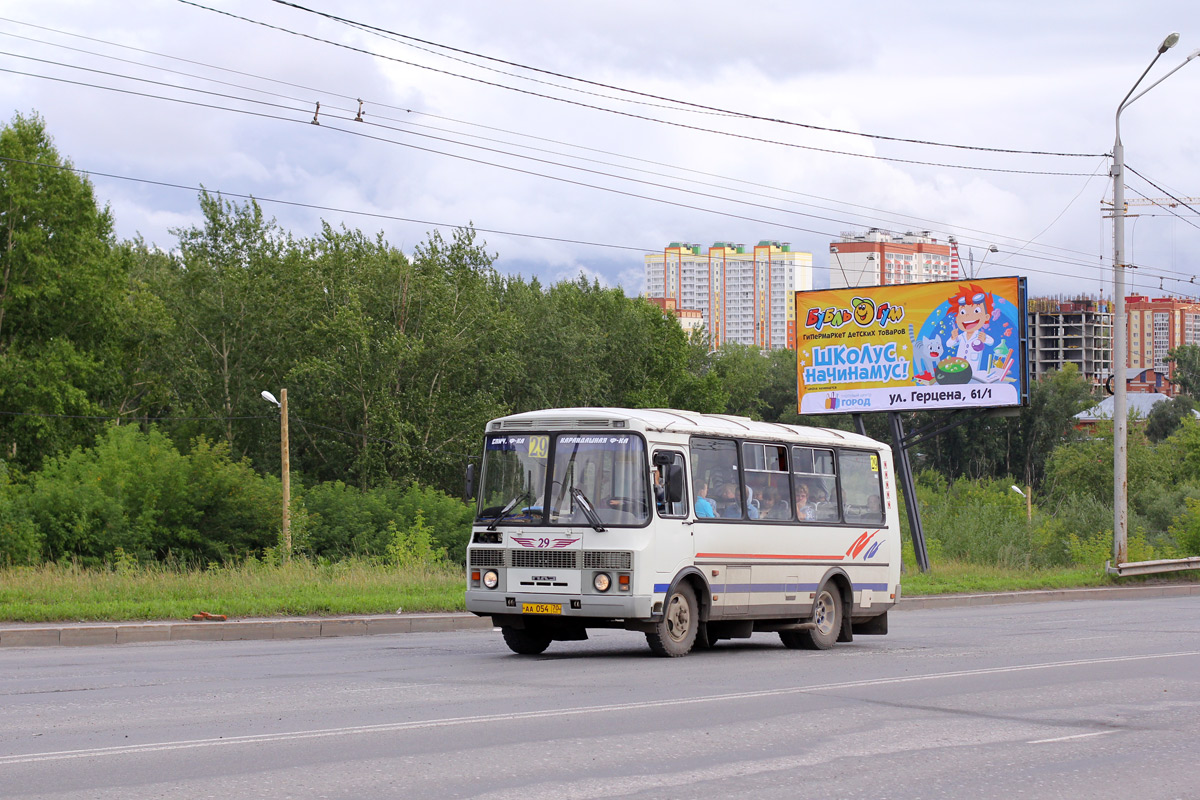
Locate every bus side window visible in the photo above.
<box><xmin>691</xmin><ymin>437</ymin><xmax>740</xmax><ymax>519</ymax></box>
<box><xmin>654</xmin><ymin>451</ymin><xmax>689</xmax><ymax>518</ymax></box>
<box><xmin>840</xmin><ymin>450</ymin><xmax>885</xmax><ymax>525</ymax></box>
<box><xmin>792</xmin><ymin>446</ymin><xmax>838</xmax><ymax>523</ymax></box>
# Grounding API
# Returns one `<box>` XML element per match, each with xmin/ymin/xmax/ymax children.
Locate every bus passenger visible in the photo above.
<box><xmin>694</xmin><ymin>482</ymin><xmax>716</xmax><ymax>517</ymax></box>
<box><xmin>718</xmin><ymin>483</ymin><xmax>741</xmax><ymax>518</ymax></box>
<box><xmin>760</xmin><ymin>487</ymin><xmax>789</xmax><ymax>520</ymax></box>
<box><xmin>795</xmin><ymin>484</ymin><xmax>815</xmax><ymax>520</ymax></box>
<box><xmin>744</xmin><ymin>486</ymin><xmax>759</xmax><ymax>519</ymax></box>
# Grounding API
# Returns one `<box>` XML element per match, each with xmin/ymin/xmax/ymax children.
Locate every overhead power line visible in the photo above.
<box><xmin>171</xmin><ymin>1</ymin><xmax>1097</xmax><ymax>176</ymax></box>
<box><xmin>1125</xmin><ymin>164</ymin><xmax>1200</xmax><ymax>230</ymax></box>
<box><xmin>0</xmin><ymin>20</ymin><xmax>1115</xmax><ymax>265</ymax></box>
<box><xmin>5</xmin><ymin>148</ymin><xmax>1186</xmax><ymax>294</ymax></box>
<box><xmin>0</xmin><ymin>148</ymin><xmax>657</xmax><ymax>254</ymax></box>
<box><xmin>265</xmin><ymin>0</ymin><xmax>1102</xmax><ymax>160</ymax></box>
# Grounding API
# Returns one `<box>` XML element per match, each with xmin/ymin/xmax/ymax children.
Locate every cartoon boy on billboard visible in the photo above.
<box><xmin>947</xmin><ymin>283</ymin><xmax>995</xmax><ymax>375</ymax></box>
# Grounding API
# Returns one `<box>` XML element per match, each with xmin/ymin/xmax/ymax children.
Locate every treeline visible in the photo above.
<box><xmin>0</xmin><ymin>111</ymin><xmax>1148</xmax><ymax>567</ymax></box>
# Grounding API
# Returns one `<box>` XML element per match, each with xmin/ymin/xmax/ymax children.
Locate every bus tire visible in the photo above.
<box><xmin>501</xmin><ymin>626</ymin><xmax>552</xmax><ymax>655</ymax></box>
<box><xmin>645</xmin><ymin>582</ymin><xmax>698</xmax><ymax>657</ymax></box>
<box><xmin>783</xmin><ymin>586</ymin><xmax>842</xmax><ymax>651</ymax></box>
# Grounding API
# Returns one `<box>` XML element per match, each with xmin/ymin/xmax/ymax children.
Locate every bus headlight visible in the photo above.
<box><xmin>593</xmin><ymin>572</ymin><xmax>611</xmax><ymax>592</ymax></box>
<box><xmin>483</xmin><ymin>570</ymin><xmax>499</xmax><ymax>589</ymax></box>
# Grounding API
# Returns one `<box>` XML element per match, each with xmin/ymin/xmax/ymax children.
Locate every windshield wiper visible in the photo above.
<box><xmin>486</xmin><ymin>491</ymin><xmax>530</xmax><ymax>531</ymax></box>
<box><xmin>570</xmin><ymin>487</ymin><xmax>606</xmax><ymax>532</ymax></box>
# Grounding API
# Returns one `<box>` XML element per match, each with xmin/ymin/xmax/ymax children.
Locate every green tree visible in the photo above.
<box><xmin>1013</xmin><ymin>364</ymin><xmax>1097</xmax><ymax>485</ymax></box>
<box><xmin>711</xmin><ymin>343</ymin><xmax>772</xmax><ymax>419</ymax></box>
<box><xmin>0</xmin><ymin>112</ymin><xmax>120</xmax><ymax>469</ymax></box>
<box><xmin>1145</xmin><ymin>394</ymin><xmax>1195</xmax><ymax>443</ymax></box>
<box><xmin>157</xmin><ymin>192</ymin><xmax>299</xmax><ymax>465</ymax></box>
<box><xmin>1166</xmin><ymin>344</ymin><xmax>1200</xmax><ymax>398</ymax></box>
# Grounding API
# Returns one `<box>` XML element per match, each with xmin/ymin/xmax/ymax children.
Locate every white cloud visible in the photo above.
<box><xmin>1</xmin><ymin>1</ymin><xmax>1198</xmax><ymax>302</ymax></box>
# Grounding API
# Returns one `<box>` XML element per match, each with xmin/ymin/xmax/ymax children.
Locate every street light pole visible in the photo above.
<box><xmin>261</xmin><ymin>389</ymin><xmax>291</xmax><ymax>561</ymax></box>
<box><xmin>280</xmin><ymin>388</ymin><xmax>290</xmax><ymax>560</ymax></box>
<box><xmin>969</xmin><ymin>245</ymin><xmax>999</xmax><ymax>280</ymax></box>
<box><xmin>1112</xmin><ymin>32</ymin><xmax>1182</xmax><ymax>566</ymax></box>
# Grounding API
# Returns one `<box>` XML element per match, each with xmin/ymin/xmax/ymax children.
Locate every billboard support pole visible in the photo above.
<box><xmin>888</xmin><ymin>412</ymin><xmax>930</xmax><ymax>573</ymax></box>
<box><xmin>851</xmin><ymin>413</ymin><xmax>867</xmax><ymax>437</ymax></box>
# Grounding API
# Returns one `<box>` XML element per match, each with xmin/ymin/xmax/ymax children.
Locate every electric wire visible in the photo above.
<box><xmin>0</xmin><ymin>19</ymin><xmax>1119</xmax><ymax>265</ymax></box>
<box><xmin>264</xmin><ymin>0</ymin><xmax>1102</xmax><ymax>159</ymax></box>
<box><xmin>1125</xmin><ymin>164</ymin><xmax>1200</xmax><ymax>229</ymax></box>
<box><xmin>170</xmin><ymin>1</ymin><xmax>1096</xmax><ymax>176</ymax></box>
<box><xmin>3</xmin><ymin>51</ymin><xmax>1194</xmax><ymax>289</ymax></box>
<box><xmin>0</xmin><ymin>409</ymin><xmax>483</xmax><ymax>461</ymax></box>
<box><xmin>0</xmin><ymin>60</ymin><xmax>1125</xmax><ymax>278</ymax></box>
<box><xmin>0</xmin><ymin>145</ymin><xmax>655</xmax><ymax>255</ymax></box>
<box><xmin>0</xmin><ymin>147</ymin><xmax>1168</xmax><ymax>295</ymax></box>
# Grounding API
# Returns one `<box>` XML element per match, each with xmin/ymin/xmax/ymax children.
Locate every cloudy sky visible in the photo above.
<box><xmin>2</xmin><ymin>1</ymin><xmax>1198</xmax><ymax>299</ymax></box>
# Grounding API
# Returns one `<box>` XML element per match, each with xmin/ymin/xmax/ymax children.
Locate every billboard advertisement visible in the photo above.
<box><xmin>795</xmin><ymin>277</ymin><xmax>1028</xmax><ymax>415</ymax></box>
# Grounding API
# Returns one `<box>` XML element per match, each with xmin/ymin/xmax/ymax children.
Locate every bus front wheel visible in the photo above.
<box><xmin>780</xmin><ymin>586</ymin><xmax>842</xmax><ymax>650</ymax></box>
<box><xmin>646</xmin><ymin>582</ymin><xmax>698</xmax><ymax>657</ymax></box>
<box><xmin>501</xmin><ymin>626</ymin><xmax>552</xmax><ymax>655</ymax></box>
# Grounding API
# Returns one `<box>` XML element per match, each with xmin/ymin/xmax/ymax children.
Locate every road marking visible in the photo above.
<box><xmin>1028</xmin><ymin>730</ymin><xmax>1118</xmax><ymax>744</ymax></box>
<box><xmin>2</xmin><ymin>649</ymin><xmax>1196</xmax><ymax>765</ymax></box>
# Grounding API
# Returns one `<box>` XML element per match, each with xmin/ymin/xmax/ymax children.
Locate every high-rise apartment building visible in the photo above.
<box><xmin>828</xmin><ymin>229</ymin><xmax>955</xmax><ymax>288</ymax></box>
<box><xmin>644</xmin><ymin>240</ymin><xmax>813</xmax><ymax>349</ymax></box>
<box><xmin>1124</xmin><ymin>295</ymin><xmax>1200</xmax><ymax>396</ymax></box>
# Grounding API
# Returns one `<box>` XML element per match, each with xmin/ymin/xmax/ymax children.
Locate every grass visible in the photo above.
<box><xmin>900</xmin><ymin>561</ymin><xmax>1122</xmax><ymax>595</ymax></box>
<box><xmin>1</xmin><ymin>559</ymin><xmax>1194</xmax><ymax>624</ymax></box>
<box><xmin>0</xmin><ymin>559</ymin><xmax>465</xmax><ymax>623</ymax></box>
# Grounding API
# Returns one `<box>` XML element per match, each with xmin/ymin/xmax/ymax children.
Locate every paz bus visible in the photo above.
<box><xmin>464</xmin><ymin>408</ymin><xmax>900</xmax><ymax>657</ymax></box>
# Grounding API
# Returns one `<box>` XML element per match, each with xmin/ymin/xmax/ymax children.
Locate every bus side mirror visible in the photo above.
<box><xmin>464</xmin><ymin>464</ymin><xmax>475</xmax><ymax>503</ymax></box>
<box><xmin>665</xmin><ymin>464</ymin><xmax>684</xmax><ymax>503</ymax></box>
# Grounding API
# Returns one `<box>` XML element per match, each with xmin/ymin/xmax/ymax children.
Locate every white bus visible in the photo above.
<box><xmin>465</xmin><ymin>408</ymin><xmax>900</xmax><ymax>657</ymax></box>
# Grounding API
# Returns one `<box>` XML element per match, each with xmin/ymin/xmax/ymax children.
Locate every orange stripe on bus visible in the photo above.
<box><xmin>695</xmin><ymin>552</ymin><xmax>842</xmax><ymax>560</ymax></box>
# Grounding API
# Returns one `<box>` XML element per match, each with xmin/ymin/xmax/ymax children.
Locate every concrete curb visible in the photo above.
<box><xmin>895</xmin><ymin>581</ymin><xmax>1200</xmax><ymax>610</ymax></box>
<box><xmin>0</xmin><ymin>613</ymin><xmax>494</xmax><ymax>648</ymax></box>
<box><xmin>2</xmin><ymin>583</ymin><xmax>1196</xmax><ymax>648</ymax></box>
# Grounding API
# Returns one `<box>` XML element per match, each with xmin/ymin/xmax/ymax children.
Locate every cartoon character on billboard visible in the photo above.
<box><xmin>947</xmin><ymin>284</ymin><xmax>995</xmax><ymax>376</ymax></box>
<box><xmin>912</xmin><ymin>331</ymin><xmax>944</xmax><ymax>383</ymax></box>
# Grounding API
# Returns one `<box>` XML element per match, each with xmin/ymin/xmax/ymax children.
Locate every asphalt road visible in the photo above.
<box><xmin>2</xmin><ymin>596</ymin><xmax>1199</xmax><ymax>799</ymax></box>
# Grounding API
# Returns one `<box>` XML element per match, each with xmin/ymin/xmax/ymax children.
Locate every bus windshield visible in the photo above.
<box><xmin>476</xmin><ymin>432</ymin><xmax>649</xmax><ymax>526</ymax></box>
<box><xmin>477</xmin><ymin>434</ymin><xmax>550</xmax><ymax>526</ymax></box>
<box><xmin>547</xmin><ymin>433</ymin><xmax>649</xmax><ymax>527</ymax></box>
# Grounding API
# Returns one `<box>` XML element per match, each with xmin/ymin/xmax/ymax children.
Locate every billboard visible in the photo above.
<box><xmin>795</xmin><ymin>277</ymin><xmax>1028</xmax><ymax>415</ymax></box>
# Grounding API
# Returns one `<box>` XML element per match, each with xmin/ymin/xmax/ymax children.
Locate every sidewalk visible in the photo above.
<box><xmin>2</xmin><ymin>582</ymin><xmax>1197</xmax><ymax>648</ymax></box>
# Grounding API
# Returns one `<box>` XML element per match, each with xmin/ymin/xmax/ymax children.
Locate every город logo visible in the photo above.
<box><xmin>826</xmin><ymin>393</ymin><xmax>870</xmax><ymax>411</ymax></box>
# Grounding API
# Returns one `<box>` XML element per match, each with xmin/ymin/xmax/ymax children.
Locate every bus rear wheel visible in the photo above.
<box><xmin>646</xmin><ymin>582</ymin><xmax>698</xmax><ymax>657</ymax></box>
<box><xmin>780</xmin><ymin>586</ymin><xmax>841</xmax><ymax>650</ymax></box>
<box><xmin>501</xmin><ymin>625</ymin><xmax>552</xmax><ymax>655</ymax></box>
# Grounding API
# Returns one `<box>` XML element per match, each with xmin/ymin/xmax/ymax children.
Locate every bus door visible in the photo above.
<box><xmin>651</xmin><ymin>450</ymin><xmax>693</xmax><ymax>572</ymax></box>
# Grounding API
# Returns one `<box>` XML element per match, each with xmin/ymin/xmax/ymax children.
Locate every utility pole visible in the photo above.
<box><xmin>280</xmin><ymin>388</ymin><xmax>291</xmax><ymax>560</ymax></box>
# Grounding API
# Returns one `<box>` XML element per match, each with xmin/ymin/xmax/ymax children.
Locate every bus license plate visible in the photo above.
<box><xmin>522</xmin><ymin>603</ymin><xmax>561</xmax><ymax>615</ymax></box>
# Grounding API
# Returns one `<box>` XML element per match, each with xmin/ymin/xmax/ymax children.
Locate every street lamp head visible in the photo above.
<box><xmin>1159</xmin><ymin>32</ymin><xmax>1180</xmax><ymax>54</ymax></box>
<box><xmin>1011</xmin><ymin>485</ymin><xmax>1025</xmax><ymax>497</ymax></box>
<box><xmin>261</xmin><ymin>390</ymin><xmax>280</xmax><ymax>407</ymax></box>
<box><xmin>1187</xmin><ymin>48</ymin><xmax>1200</xmax><ymax>63</ymax></box>
<box><xmin>988</xmin><ymin>245</ymin><xmax>999</xmax><ymax>253</ymax></box>
<box><xmin>830</xmin><ymin>246</ymin><xmax>839</xmax><ymax>253</ymax></box>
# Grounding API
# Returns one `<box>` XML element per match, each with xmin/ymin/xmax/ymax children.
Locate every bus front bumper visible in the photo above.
<box><xmin>465</xmin><ymin>589</ymin><xmax>653</xmax><ymax>621</ymax></box>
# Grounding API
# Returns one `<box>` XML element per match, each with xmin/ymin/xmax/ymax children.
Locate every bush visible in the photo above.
<box><xmin>1031</xmin><ymin>494</ymin><xmax>1113</xmax><ymax>567</ymax></box>
<box><xmin>27</xmin><ymin>425</ymin><xmax>277</xmax><ymax>564</ymax></box>
<box><xmin>1169</xmin><ymin>498</ymin><xmax>1200</xmax><ymax>557</ymax></box>
<box><xmin>0</xmin><ymin>465</ymin><xmax>39</xmax><ymax>565</ymax></box>
<box><xmin>301</xmin><ymin>481</ymin><xmax>473</xmax><ymax>563</ymax></box>
<box><xmin>915</xmin><ymin>475</ymin><xmax>1032</xmax><ymax>568</ymax></box>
